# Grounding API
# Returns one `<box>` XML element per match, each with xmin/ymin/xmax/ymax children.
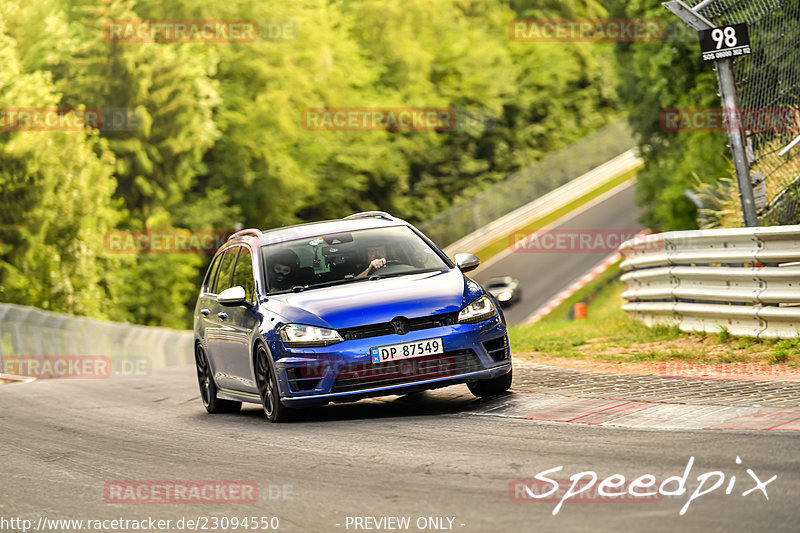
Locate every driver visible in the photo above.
<box><xmin>267</xmin><ymin>249</ymin><xmax>300</xmax><ymax>290</ymax></box>
<box><xmin>355</xmin><ymin>244</ymin><xmax>387</xmax><ymax>278</ymax></box>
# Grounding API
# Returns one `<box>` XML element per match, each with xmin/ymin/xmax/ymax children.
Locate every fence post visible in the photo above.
<box><xmin>663</xmin><ymin>0</ymin><xmax>758</xmax><ymax>227</ymax></box>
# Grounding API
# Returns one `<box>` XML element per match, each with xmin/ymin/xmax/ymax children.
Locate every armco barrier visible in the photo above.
<box><xmin>619</xmin><ymin>225</ymin><xmax>800</xmax><ymax>338</ymax></box>
<box><xmin>443</xmin><ymin>149</ymin><xmax>642</xmax><ymax>257</ymax></box>
<box><xmin>421</xmin><ymin>120</ymin><xmax>637</xmax><ymax>249</ymax></box>
<box><xmin>0</xmin><ymin>303</ymin><xmax>193</xmax><ymax>375</ymax></box>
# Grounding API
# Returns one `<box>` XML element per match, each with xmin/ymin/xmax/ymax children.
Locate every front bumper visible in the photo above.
<box><xmin>268</xmin><ymin>316</ymin><xmax>510</xmax><ymax>408</ymax></box>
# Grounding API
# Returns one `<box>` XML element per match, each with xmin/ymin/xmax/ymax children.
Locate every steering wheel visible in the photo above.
<box><xmin>370</xmin><ymin>261</ymin><xmax>412</xmax><ymax>276</ymax></box>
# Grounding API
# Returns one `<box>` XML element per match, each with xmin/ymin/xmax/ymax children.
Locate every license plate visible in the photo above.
<box><xmin>370</xmin><ymin>338</ymin><xmax>444</xmax><ymax>364</ymax></box>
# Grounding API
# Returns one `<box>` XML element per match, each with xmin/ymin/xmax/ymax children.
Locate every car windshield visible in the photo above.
<box><xmin>261</xmin><ymin>225</ymin><xmax>450</xmax><ymax>294</ymax></box>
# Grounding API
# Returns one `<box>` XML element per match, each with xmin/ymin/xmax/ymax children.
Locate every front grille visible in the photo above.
<box><xmin>330</xmin><ymin>349</ymin><xmax>483</xmax><ymax>393</ymax></box>
<box><xmin>339</xmin><ymin>312</ymin><xmax>458</xmax><ymax>341</ymax></box>
<box><xmin>483</xmin><ymin>336</ymin><xmax>509</xmax><ymax>362</ymax></box>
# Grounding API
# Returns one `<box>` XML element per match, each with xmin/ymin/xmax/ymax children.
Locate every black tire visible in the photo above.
<box><xmin>195</xmin><ymin>344</ymin><xmax>241</xmax><ymax>414</ymax></box>
<box><xmin>255</xmin><ymin>343</ymin><xmax>295</xmax><ymax>423</ymax></box>
<box><xmin>400</xmin><ymin>390</ymin><xmax>427</xmax><ymax>401</ymax></box>
<box><xmin>467</xmin><ymin>368</ymin><xmax>512</xmax><ymax>398</ymax></box>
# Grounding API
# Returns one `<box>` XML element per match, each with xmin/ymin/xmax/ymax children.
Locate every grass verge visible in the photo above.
<box><xmin>474</xmin><ymin>166</ymin><xmax>639</xmax><ymax>262</ymax></box>
<box><xmin>508</xmin><ymin>275</ymin><xmax>800</xmax><ymax>367</ymax></box>
<box><xmin>538</xmin><ymin>258</ymin><xmax>623</xmax><ymax>324</ymax></box>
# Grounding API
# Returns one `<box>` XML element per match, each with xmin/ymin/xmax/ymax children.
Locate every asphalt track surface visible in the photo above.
<box><xmin>2</xmin><ymin>365</ymin><xmax>798</xmax><ymax>533</ymax></box>
<box><xmin>472</xmin><ymin>180</ymin><xmax>642</xmax><ymax>325</ymax></box>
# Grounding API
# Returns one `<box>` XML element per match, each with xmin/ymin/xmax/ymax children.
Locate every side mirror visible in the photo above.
<box><xmin>218</xmin><ymin>286</ymin><xmax>250</xmax><ymax>307</ymax></box>
<box><xmin>454</xmin><ymin>253</ymin><xmax>480</xmax><ymax>273</ymax></box>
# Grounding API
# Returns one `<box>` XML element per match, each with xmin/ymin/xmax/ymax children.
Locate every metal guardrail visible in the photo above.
<box><xmin>420</xmin><ymin>120</ymin><xmax>636</xmax><ymax>247</ymax></box>
<box><xmin>0</xmin><ymin>303</ymin><xmax>193</xmax><ymax>376</ymax></box>
<box><xmin>443</xmin><ymin>149</ymin><xmax>642</xmax><ymax>257</ymax></box>
<box><xmin>620</xmin><ymin>225</ymin><xmax>800</xmax><ymax>338</ymax></box>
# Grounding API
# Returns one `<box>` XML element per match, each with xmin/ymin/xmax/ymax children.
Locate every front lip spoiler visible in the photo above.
<box><xmin>280</xmin><ymin>363</ymin><xmax>511</xmax><ymax>406</ymax></box>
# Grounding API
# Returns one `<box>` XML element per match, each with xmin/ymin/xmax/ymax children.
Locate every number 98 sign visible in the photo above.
<box><xmin>698</xmin><ymin>23</ymin><xmax>751</xmax><ymax>61</ymax></box>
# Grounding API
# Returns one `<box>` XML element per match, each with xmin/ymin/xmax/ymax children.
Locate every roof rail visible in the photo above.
<box><xmin>228</xmin><ymin>228</ymin><xmax>264</xmax><ymax>241</ymax></box>
<box><xmin>343</xmin><ymin>211</ymin><xmax>394</xmax><ymax>221</ymax></box>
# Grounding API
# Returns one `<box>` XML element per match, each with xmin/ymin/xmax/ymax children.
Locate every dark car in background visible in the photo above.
<box><xmin>193</xmin><ymin>211</ymin><xmax>512</xmax><ymax>422</ymax></box>
<box><xmin>484</xmin><ymin>276</ymin><xmax>521</xmax><ymax>307</ymax></box>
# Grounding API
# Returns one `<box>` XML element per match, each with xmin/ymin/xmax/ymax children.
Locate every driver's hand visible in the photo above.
<box><xmin>369</xmin><ymin>258</ymin><xmax>386</xmax><ymax>271</ymax></box>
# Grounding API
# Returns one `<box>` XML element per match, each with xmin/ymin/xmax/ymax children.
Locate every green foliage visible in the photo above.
<box><xmin>771</xmin><ymin>338</ymin><xmax>800</xmax><ymax>364</ymax></box>
<box><xmin>716</xmin><ymin>325</ymin><xmax>732</xmax><ymax>343</ymax></box>
<box><xmin>612</xmin><ymin>0</ymin><xmax>733</xmax><ymax>231</ymax></box>
<box><xmin>0</xmin><ymin>15</ymin><xmax>123</xmax><ymax>317</ymax></box>
<box><xmin>1</xmin><ymin>0</ymin><xmax>623</xmax><ymax>327</ymax></box>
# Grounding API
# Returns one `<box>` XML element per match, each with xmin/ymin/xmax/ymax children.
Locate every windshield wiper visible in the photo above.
<box><xmin>367</xmin><ymin>272</ymin><xmax>408</xmax><ymax>280</ymax></box>
<box><xmin>305</xmin><ymin>277</ymin><xmax>373</xmax><ymax>289</ymax></box>
<box><xmin>368</xmin><ymin>268</ymin><xmax>442</xmax><ymax>281</ymax></box>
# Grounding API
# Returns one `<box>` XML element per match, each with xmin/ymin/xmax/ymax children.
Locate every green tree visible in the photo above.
<box><xmin>0</xmin><ymin>15</ymin><xmax>122</xmax><ymax>317</ymax></box>
<box><xmin>612</xmin><ymin>0</ymin><xmax>732</xmax><ymax>230</ymax></box>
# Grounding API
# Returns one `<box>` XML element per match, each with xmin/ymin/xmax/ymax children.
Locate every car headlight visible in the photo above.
<box><xmin>280</xmin><ymin>324</ymin><xmax>343</xmax><ymax>347</ymax></box>
<box><xmin>458</xmin><ymin>294</ymin><xmax>496</xmax><ymax>323</ymax></box>
<box><xmin>497</xmin><ymin>291</ymin><xmax>513</xmax><ymax>302</ymax></box>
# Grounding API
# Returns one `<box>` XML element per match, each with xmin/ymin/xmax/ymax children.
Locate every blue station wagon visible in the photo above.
<box><xmin>193</xmin><ymin>211</ymin><xmax>512</xmax><ymax>422</ymax></box>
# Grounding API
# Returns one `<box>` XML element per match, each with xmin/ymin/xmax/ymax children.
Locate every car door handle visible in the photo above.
<box><xmin>200</xmin><ymin>308</ymin><xmax>210</xmax><ymax>316</ymax></box>
<box><xmin>217</xmin><ymin>312</ymin><xmax>228</xmax><ymax>320</ymax></box>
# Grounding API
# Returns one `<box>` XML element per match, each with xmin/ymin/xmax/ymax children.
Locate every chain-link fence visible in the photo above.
<box><xmin>690</xmin><ymin>0</ymin><xmax>800</xmax><ymax>224</ymax></box>
<box><xmin>418</xmin><ymin>119</ymin><xmax>635</xmax><ymax>247</ymax></box>
<box><xmin>0</xmin><ymin>303</ymin><xmax>193</xmax><ymax>378</ymax></box>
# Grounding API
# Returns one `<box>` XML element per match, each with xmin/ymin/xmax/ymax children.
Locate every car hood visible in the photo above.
<box><xmin>267</xmin><ymin>268</ymin><xmax>481</xmax><ymax>329</ymax></box>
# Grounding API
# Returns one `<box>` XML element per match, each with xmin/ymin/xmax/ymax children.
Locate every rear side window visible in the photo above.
<box><xmin>203</xmin><ymin>255</ymin><xmax>222</xmax><ymax>293</ymax></box>
<box><xmin>232</xmin><ymin>247</ymin><xmax>255</xmax><ymax>302</ymax></box>
<box><xmin>213</xmin><ymin>247</ymin><xmax>238</xmax><ymax>294</ymax></box>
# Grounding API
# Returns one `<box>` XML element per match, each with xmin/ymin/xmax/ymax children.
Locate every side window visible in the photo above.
<box><xmin>232</xmin><ymin>247</ymin><xmax>255</xmax><ymax>302</ymax></box>
<box><xmin>213</xmin><ymin>247</ymin><xmax>238</xmax><ymax>294</ymax></box>
<box><xmin>203</xmin><ymin>254</ymin><xmax>222</xmax><ymax>293</ymax></box>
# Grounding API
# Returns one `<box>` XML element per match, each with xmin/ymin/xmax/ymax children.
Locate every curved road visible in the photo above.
<box><xmin>1</xmin><ymin>365</ymin><xmax>798</xmax><ymax>533</ymax></box>
<box><xmin>472</xmin><ymin>180</ymin><xmax>641</xmax><ymax>325</ymax></box>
